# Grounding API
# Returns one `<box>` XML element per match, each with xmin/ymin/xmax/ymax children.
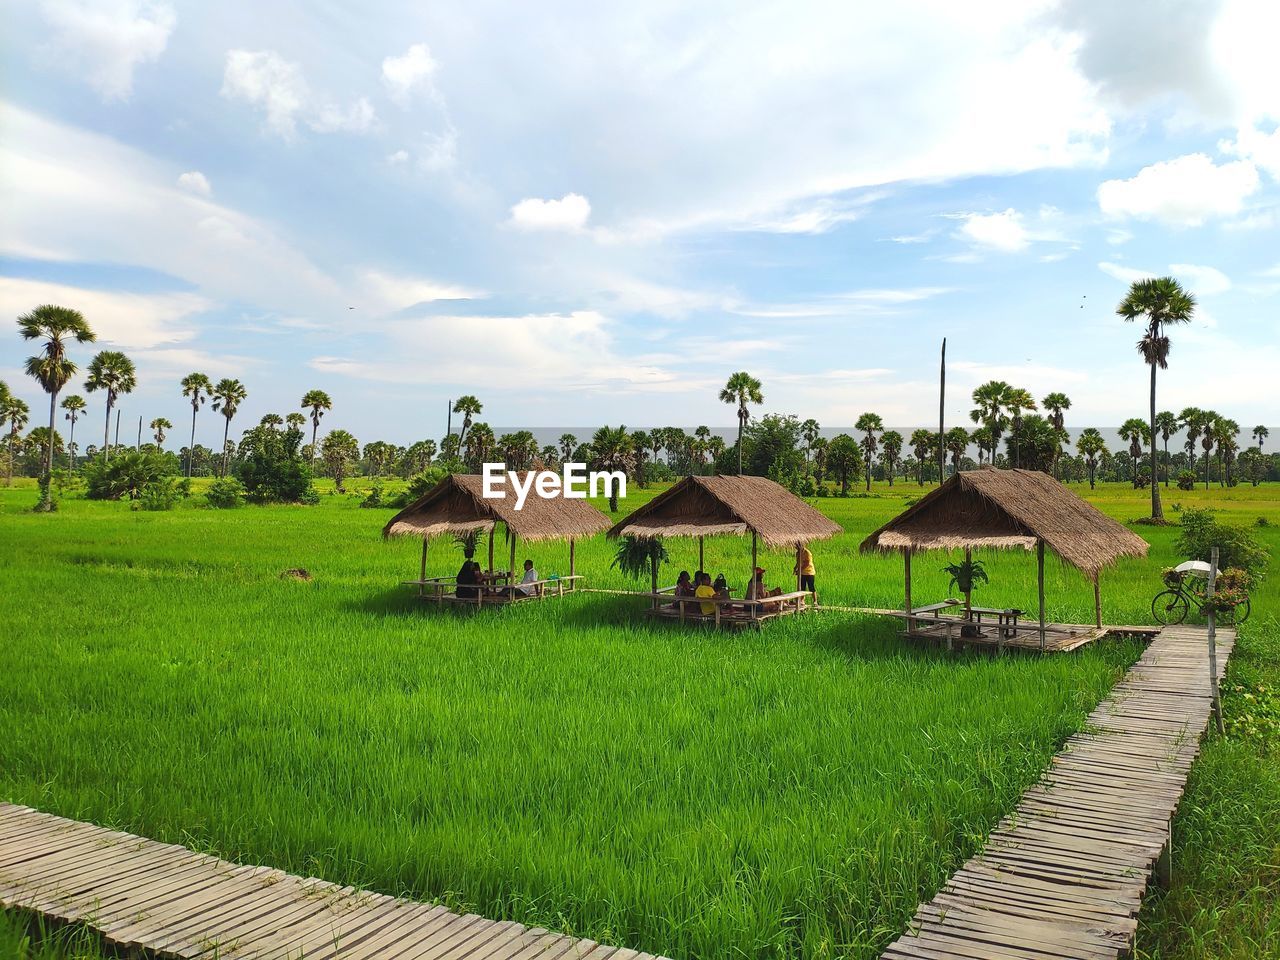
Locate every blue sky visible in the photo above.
<box><xmin>2</xmin><ymin>0</ymin><xmax>1278</xmax><ymax>445</ymax></box>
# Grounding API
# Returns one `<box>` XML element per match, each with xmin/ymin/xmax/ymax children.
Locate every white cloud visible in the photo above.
<box><xmin>1169</xmin><ymin>263</ymin><xmax>1232</xmax><ymax>295</ymax></box>
<box><xmin>1098</xmin><ymin>261</ymin><xmax>1154</xmax><ymax>284</ymax></box>
<box><xmin>220</xmin><ymin>49</ymin><xmax>377</xmax><ymax>139</ymax></box>
<box><xmin>360</xmin><ymin>270</ymin><xmax>480</xmax><ymax>312</ymax></box>
<box><xmin>1097</xmin><ymin>153</ymin><xmax>1260</xmax><ymax>226</ymax></box>
<box><xmin>954</xmin><ymin>208</ymin><xmax>1030</xmax><ymax>252</ymax></box>
<box><xmin>176</xmin><ymin>171</ymin><xmax>211</xmax><ymax>196</ymax></box>
<box><xmin>1220</xmin><ymin>124</ymin><xmax>1280</xmax><ymax>180</ymax></box>
<box><xmin>38</xmin><ymin>0</ymin><xmax>174</xmax><ymax>101</ymax></box>
<box><xmin>0</xmin><ymin>276</ymin><xmax>209</xmax><ymax>350</ymax></box>
<box><xmin>387</xmin><ymin>149</ymin><xmax>409</xmax><ymax>165</ymax></box>
<box><xmin>382</xmin><ymin>43</ymin><xmax>438</xmax><ymax>106</ymax></box>
<box><xmin>508</xmin><ymin>193</ymin><xmax>591</xmax><ymax>232</ymax></box>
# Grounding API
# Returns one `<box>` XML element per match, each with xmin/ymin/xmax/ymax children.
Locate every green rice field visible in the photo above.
<box><xmin>2</xmin><ymin>480</ymin><xmax>1277</xmax><ymax>960</ymax></box>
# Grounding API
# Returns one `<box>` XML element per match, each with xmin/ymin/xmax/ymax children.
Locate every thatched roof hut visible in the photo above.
<box><xmin>606</xmin><ymin>475</ymin><xmax>841</xmax><ymax>548</ymax></box>
<box><xmin>383</xmin><ymin>474</ymin><xmax>612</xmax><ymax>601</ymax></box>
<box><xmin>383</xmin><ymin>473</ymin><xmax>611</xmax><ymax>543</ymax></box>
<box><xmin>860</xmin><ymin>469</ymin><xmax>1149</xmax><ymax>644</ymax></box>
<box><xmin>860</xmin><ymin>469</ymin><xmax>1148</xmax><ymax>575</ymax></box>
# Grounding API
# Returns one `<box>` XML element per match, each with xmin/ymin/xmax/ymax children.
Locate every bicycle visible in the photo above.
<box><xmin>1151</xmin><ymin>562</ymin><xmax>1251</xmax><ymax>626</ymax></box>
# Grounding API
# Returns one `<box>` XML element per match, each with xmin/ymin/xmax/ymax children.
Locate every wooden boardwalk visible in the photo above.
<box><xmin>0</xmin><ymin>806</ymin><xmax>663</xmax><ymax>960</ymax></box>
<box><xmin>882</xmin><ymin>623</ymin><xmax>1236</xmax><ymax>960</ymax></box>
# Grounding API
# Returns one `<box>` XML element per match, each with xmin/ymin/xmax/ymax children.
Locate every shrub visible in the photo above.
<box><xmin>389</xmin><ymin>467</ymin><xmax>448</xmax><ymax>508</ymax></box>
<box><xmin>84</xmin><ymin>452</ymin><xmax>175</xmax><ymax>501</ymax></box>
<box><xmin>237</xmin><ymin>424</ymin><xmax>316</xmax><ymax>504</ymax></box>
<box><xmin>206</xmin><ymin>477</ymin><xmax>246</xmax><ymax>509</ymax></box>
<box><xmin>359</xmin><ymin>480</ymin><xmax>385</xmax><ymax>508</ymax></box>
<box><xmin>1176</xmin><ymin>470</ymin><xmax>1197</xmax><ymax>491</ymax></box>
<box><xmin>1176</xmin><ymin>508</ymin><xmax>1270</xmax><ymax>579</ymax></box>
<box><xmin>138</xmin><ymin>477</ymin><xmax>182</xmax><ymax>511</ymax></box>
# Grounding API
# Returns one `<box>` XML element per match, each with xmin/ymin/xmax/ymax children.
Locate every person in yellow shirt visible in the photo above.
<box><xmin>694</xmin><ymin>571</ymin><xmax>717</xmax><ymax>616</ymax></box>
<box><xmin>795</xmin><ymin>545</ymin><xmax>816</xmax><ymax>594</ymax></box>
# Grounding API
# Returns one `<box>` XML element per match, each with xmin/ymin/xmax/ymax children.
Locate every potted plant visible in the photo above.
<box><xmin>942</xmin><ymin>556</ymin><xmax>989</xmax><ymax>619</ymax></box>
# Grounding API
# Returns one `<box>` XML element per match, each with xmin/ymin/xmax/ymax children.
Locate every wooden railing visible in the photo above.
<box><xmin>400</xmin><ymin>574</ymin><xmax>586</xmax><ymax>605</ymax></box>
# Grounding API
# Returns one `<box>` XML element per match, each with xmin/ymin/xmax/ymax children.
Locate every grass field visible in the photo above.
<box><xmin>1</xmin><ymin>478</ymin><xmax>1277</xmax><ymax>959</ymax></box>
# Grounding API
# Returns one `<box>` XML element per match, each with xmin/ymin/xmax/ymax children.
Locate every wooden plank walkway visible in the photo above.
<box><xmin>882</xmin><ymin>623</ymin><xmax>1236</xmax><ymax>960</ymax></box>
<box><xmin>0</xmin><ymin>806</ymin><xmax>664</xmax><ymax>960</ymax></box>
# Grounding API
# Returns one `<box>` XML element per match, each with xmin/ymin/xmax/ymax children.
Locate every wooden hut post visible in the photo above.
<box><xmin>1093</xmin><ymin>570</ymin><xmax>1102</xmax><ymax>629</ymax></box>
<box><xmin>419</xmin><ymin>538</ymin><xmax>428</xmax><ymax>598</ymax></box>
<box><xmin>750</xmin><ymin>530</ymin><xmax>759</xmax><ymax>621</ymax></box>
<box><xmin>963</xmin><ymin>546</ymin><xmax>973</xmax><ymax>618</ymax></box>
<box><xmin>1037</xmin><ymin>538</ymin><xmax>1047</xmax><ymax>652</ymax></box>
<box><xmin>796</xmin><ymin>543</ymin><xmax>803</xmax><ymax>593</ymax></box>
<box><xmin>903</xmin><ymin>547</ymin><xmax>913</xmax><ymax>633</ymax></box>
<box><xmin>569</xmin><ymin>538</ymin><xmax>576</xmax><ymax>591</ymax></box>
<box><xmin>508</xmin><ymin>525</ymin><xmax>517</xmax><ymax>601</ymax></box>
<box><xmin>488</xmin><ymin>530</ymin><xmax>495</xmax><ymax>576</ymax></box>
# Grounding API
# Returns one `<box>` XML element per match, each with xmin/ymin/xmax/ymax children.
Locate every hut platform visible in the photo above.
<box><xmin>882</xmin><ymin>623</ymin><xmax>1235</xmax><ymax>960</ymax></box>
<box><xmin>0</xmin><ymin>804</ymin><xmax>660</xmax><ymax>960</ymax></box>
<box><xmin>643</xmin><ymin>590</ymin><xmax>814</xmax><ymax>629</ymax></box>
<box><xmin>901</xmin><ymin>609</ymin><xmax>1161</xmax><ymax>653</ymax></box>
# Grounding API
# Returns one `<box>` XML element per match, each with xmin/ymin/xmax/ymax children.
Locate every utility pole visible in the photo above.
<box><xmin>938</xmin><ymin>338</ymin><xmax>946</xmax><ymax>482</ymax></box>
<box><xmin>114</xmin><ymin>409</ymin><xmax>121</xmax><ymax>449</ymax></box>
<box><xmin>137</xmin><ymin>415</ymin><xmax>142</xmax><ymax>449</ymax></box>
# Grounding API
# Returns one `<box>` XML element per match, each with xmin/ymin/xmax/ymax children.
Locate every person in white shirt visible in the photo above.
<box><xmin>517</xmin><ymin>558</ymin><xmax>540</xmax><ymax>596</ymax></box>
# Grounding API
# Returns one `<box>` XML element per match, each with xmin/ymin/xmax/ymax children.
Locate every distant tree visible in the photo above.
<box><xmin>1119</xmin><ymin>418</ymin><xmax>1150</xmax><ymax>488</ymax></box>
<box><xmin>1005</xmin><ymin>388</ymin><xmax>1037</xmax><ymax>469</ymax></box>
<box><xmin>211</xmin><ymin>378</ymin><xmax>247</xmax><ymax>477</ymax></box>
<box><xmin>440</xmin><ymin>433</ymin><xmax>462</xmax><ymax>463</ymax></box>
<box><xmin>285</xmin><ymin>412</ymin><xmax>306</xmax><ymax>430</ymax></box>
<box><xmin>181</xmin><ymin>372</ymin><xmax>212</xmax><ymax>478</ymax></box>
<box><xmin>1041</xmin><ymin>392</ymin><xmax>1071</xmax><ymax>476</ymax></box>
<box><xmin>800</xmin><ymin>418</ymin><xmax>820</xmax><ymax>462</ymax></box>
<box><xmin>945</xmin><ymin>427</ymin><xmax>970</xmax><ymax>476</ymax></box>
<box><xmin>405</xmin><ymin>439</ymin><xmax>436</xmax><ymax>473</ymax></box>
<box><xmin>20</xmin><ymin>305</ymin><xmax>96</xmax><ymax>508</ymax></box>
<box><xmin>909</xmin><ymin>428</ymin><xmax>934</xmax><ymax>485</ymax></box>
<box><xmin>452</xmin><ymin>395</ymin><xmax>482</xmax><ymax>450</ymax></box>
<box><xmin>151</xmin><ymin>417</ymin><xmax>172</xmax><ymax>447</ymax></box>
<box><xmin>61</xmin><ymin>394</ymin><xmax>87</xmax><ymax>469</ymax></box>
<box><xmin>465</xmin><ymin>422</ymin><xmax>495</xmax><ymax>469</ymax></box>
<box><xmin>539</xmin><ymin>444</ymin><xmax>559</xmax><ymax>467</ymax></box>
<box><xmin>590</xmin><ymin>425</ymin><xmax>634</xmax><ymax>511</ymax></box>
<box><xmin>238</xmin><ymin>420</ymin><xmax>314</xmax><ymax>503</ymax></box>
<box><xmin>631</xmin><ymin>429</ymin><xmax>651</xmax><ymax>487</ymax></box>
<box><xmin>970</xmin><ymin>380</ymin><xmax>1010</xmax><ymax>463</ymax></box>
<box><xmin>719</xmin><ymin>371</ymin><xmax>763</xmax><ymax>475</ymax></box>
<box><xmin>1253</xmin><ymin>424</ymin><xmax>1269</xmax><ymax>452</ymax></box>
<box><xmin>1004</xmin><ymin>415</ymin><xmax>1058</xmax><ymax>473</ymax></box>
<box><xmin>558</xmin><ymin>433</ymin><xmax>578</xmax><ymax>463</ymax></box>
<box><xmin>1076</xmin><ymin>428</ymin><xmax>1107</xmax><ymax>489</ymax></box>
<box><xmin>301</xmin><ymin>389</ymin><xmax>332</xmax><ymax>457</ymax></box>
<box><xmin>322</xmin><ymin>429</ymin><xmax>359</xmax><ymax>493</ymax></box>
<box><xmin>1154</xmin><ymin>410</ymin><xmax>1179</xmax><ymax>487</ymax></box>
<box><xmin>826</xmin><ymin>433</ymin><xmax>860</xmax><ymax>495</ymax></box>
<box><xmin>812</xmin><ymin>436</ymin><xmax>829</xmax><ymax>486</ymax></box>
<box><xmin>880</xmin><ymin>430</ymin><xmax>903</xmax><ymax>487</ymax></box>
<box><xmin>1199</xmin><ymin>411</ymin><xmax>1219</xmax><ymax>489</ymax></box>
<box><xmin>1214</xmin><ymin>417</ymin><xmax>1240</xmax><ymax>486</ymax></box>
<box><xmin>1117</xmin><ymin>276</ymin><xmax>1196</xmax><ymax>520</ymax></box>
<box><xmin>84</xmin><ymin>349</ymin><xmax>135</xmax><ymax>467</ymax></box>
<box><xmin>3</xmin><ymin>395</ymin><xmax>29</xmax><ymax>485</ymax></box>
<box><xmin>260</xmin><ymin>413</ymin><xmax>284</xmax><ymax>431</ymax></box>
<box><xmin>855</xmin><ymin>412</ymin><xmax>883</xmax><ymax>491</ymax></box>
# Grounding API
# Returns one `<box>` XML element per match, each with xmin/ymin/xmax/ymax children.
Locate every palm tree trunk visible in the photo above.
<box><xmin>736</xmin><ymin>408</ymin><xmax>745</xmax><ymax>475</ymax></box>
<box><xmin>188</xmin><ymin>405</ymin><xmax>198</xmax><ymax>477</ymax></box>
<box><xmin>311</xmin><ymin>421</ymin><xmax>319</xmax><ymax>458</ymax></box>
<box><xmin>68</xmin><ymin>417</ymin><xmax>76</xmax><ymax>471</ymax></box>
<box><xmin>45</xmin><ymin>391</ymin><xmax>57</xmax><ymax>481</ymax></box>
<box><xmin>221</xmin><ymin>418</ymin><xmax>230</xmax><ymax>477</ymax></box>
<box><xmin>103</xmin><ymin>399</ymin><xmax>113</xmax><ymax>463</ymax></box>
<box><xmin>1162</xmin><ymin>439</ymin><xmax>1169</xmax><ymax>487</ymax></box>
<box><xmin>1204</xmin><ymin>450</ymin><xmax>1210</xmax><ymax>490</ymax></box>
<box><xmin>1149</xmin><ymin>363</ymin><xmax>1162</xmax><ymax>520</ymax></box>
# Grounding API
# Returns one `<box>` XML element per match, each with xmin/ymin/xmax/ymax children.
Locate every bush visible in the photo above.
<box><xmin>389</xmin><ymin>467</ymin><xmax>448</xmax><ymax>508</ymax></box>
<box><xmin>138</xmin><ymin>477</ymin><xmax>182</xmax><ymax>511</ymax></box>
<box><xmin>84</xmin><ymin>452</ymin><xmax>175</xmax><ymax>501</ymax></box>
<box><xmin>359</xmin><ymin>480</ymin><xmax>385</xmax><ymax>508</ymax></box>
<box><xmin>1176</xmin><ymin>508</ymin><xmax>1270</xmax><ymax>579</ymax></box>
<box><xmin>206</xmin><ymin>477</ymin><xmax>246</xmax><ymax>509</ymax></box>
<box><xmin>237</xmin><ymin>424</ymin><xmax>316</xmax><ymax>504</ymax></box>
<box><xmin>1176</xmin><ymin>470</ymin><xmax>1197</xmax><ymax>491</ymax></box>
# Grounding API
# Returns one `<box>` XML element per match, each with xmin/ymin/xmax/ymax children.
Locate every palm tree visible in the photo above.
<box><xmin>558</xmin><ymin>433</ymin><xmax>577</xmax><ymax>463</ymax></box>
<box><xmin>718</xmin><ymin>372</ymin><xmax>763</xmax><ymax>475</ymax></box>
<box><xmin>631</xmin><ymin>430</ymin><xmax>650</xmax><ymax>487</ymax></box>
<box><xmin>19</xmin><ymin>305</ymin><xmax>96</xmax><ymax>508</ymax></box>
<box><xmin>589</xmin><ymin>425</ymin><xmax>634</xmax><ymax>511</ymax></box>
<box><xmin>259</xmin><ymin>413</ymin><xmax>284</xmax><ymax>431</ymax></box>
<box><xmin>1154</xmin><ymin>411</ymin><xmax>1179</xmax><ymax>487</ymax></box>
<box><xmin>1117</xmin><ymin>276</ymin><xmax>1196</xmax><ymax>520</ymax></box>
<box><xmin>812</xmin><ymin>437</ymin><xmax>829</xmax><ymax>486</ymax></box>
<box><xmin>1076</xmin><ymin>428</ymin><xmax>1107</xmax><ymax>489</ymax></box>
<box><xmin>855</xmin><ymin>412</ymin><xmax>883</xmax><ymax>491</ymax></box>
<box><xmin>61</xmin><ymin>394</ymin><xmax>86</xmax><ymax>469</ymax></box>
<box><xmin>1041</xmin><ymin>392</ymin><xmax>1071</xmax><ymax>477</ymax></box>
<box><xmin>970</xmin><ymin>426</ymin><xmax>994</xmax><ymax>466</ymax></box>
<box><xmin>321</xmin><ymin>429</ymin><xmax>359</xmax><ymax>492</ymax></box>
<box><xmin>452</xmin><ymin>395</ymin><xmax>482</xmax><ymax>450</ymax></box>
<box><xmin>1214</xmin><ymin>418</ymin><xmax>1239</xmax><ymax>486</ymax></box>
<box><xmin>970</xmin><ymin>380</ymin><xmax>1011</xmax><ymax>463</ymax></box>
<box><xmin>1200</xmin><ymin>411</ymin><xmax>1219</xmax><ymax>489</ymax></box>
<box><xmin>211</xmin><ymin>378</ymin><xmax>247</xmax><ymax>477</ymax></box>
<box><xmin>84</xmin><ymin>350</ymin><xmax>135</xmax><ymax>464</ymax></box>
<box><xmin>1179</xmin><ymin>407</ymin><xmax>1204</xmax><ymax>480</ymax></box>
<box><xmin>909</xmin><ymin>428</ymin><xmax>933</xmax><ymax>485</ymax></box>
<box><xmin>800</xmin><ymin>419</ymin><xmax>820</xmax><ymax>462</ymax></box>
<box><xmin>301</xmin><ymin>390</ymin><xmax>332</xmax><ymax>457</ymax></box>
<box><xmin>945</xmin><ymin>427</ymin><xmax>970</xmax><ymax>476</ymax></box>
<box><xmin>285</xmin><ymin>412</ymin><xmax>306</xmax><ymax>431</ymax></box>
<box><xmin>826</xmin><ymin>433</ymin><xmax>860</xmax><ymax>494</ymax></box>
<box><xmin>1119</xmin><ymin>418</ymin><xmax>1149</xmax><ymax>487</ymax></box>
<box><xmin>3</xmin><ymin>395</ymin><xmax>29</xmax><ymax>486</ymax></box>
<box><xmin>180</xmin><ymin>373</ymin><xmax>212</xmax><ymax>478</ymax></box>
<box><xmin>881</xmin><ymin>430</ymin><xmax>903</xmax><ymax>487</ymax></box>
<box><xmin>150</xmin><ymin>417</ymin><xmax>172</xmax><ymax>447</ymax></box>
<box><xmin>1005</xmin><ymin>388</ymin><xmax>1037</xmax><ymax>468</ymax></box>
<box><xmin>1253</xmin><ymin>425</ymin><xmax>1269</xmax><ymax>452</ymax></box>
<box><xmin>465</xmin><ymin>422</ymin><xmax>495</xmax><ymax>468</ymax></box>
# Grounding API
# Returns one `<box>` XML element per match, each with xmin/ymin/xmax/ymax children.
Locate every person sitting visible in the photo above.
<box><xmin>516</xmin><ymin>558</ymin><xmax>540</xmax><ymax>597</ymax></box>
<box><xmin>744</xmin><ymin>566</ymin><xmax>782</xmax><ymax>614</ymax></box>
<box><xmin>713</xmin><ymin>573</ymin><xmax>729</xmax><ymax>595</ymax></box>
<box><xmin>455</xmin><ymin>559</ymin><xmax>479</xmax><ymax>599</ymax></box>
<box><xmin>695</xmin><ymin>571</ymin><xmax>718</xmax><ymax>616</ymax></box>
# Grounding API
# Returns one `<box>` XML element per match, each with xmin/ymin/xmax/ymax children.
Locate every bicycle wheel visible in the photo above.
<box><xmin>1219</xmin><ymin>597</ymin><xmax>1250</xmax><ymax>626</ymax></box>
<box><xmin>1152</xmin><ymin>590</ymin><xmax>1189</xmax><ymax>625</ymax></box>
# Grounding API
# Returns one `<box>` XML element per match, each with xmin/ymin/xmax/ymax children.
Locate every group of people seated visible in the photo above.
<box><xmin>671</xmin><ymin>566</ymin><xmax>785</xmax><ymax>616</ymax></box>
<box><xmin>455</xmin><ymin>557</ymin><xmax>542</xmax><ymax>599</ymax></box>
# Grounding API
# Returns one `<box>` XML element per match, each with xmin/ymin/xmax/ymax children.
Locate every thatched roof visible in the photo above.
<box><xmin>859</xmin><ymin>468</ymin><xmax>1148</xmax><ymax>574</ymax></box>
<box><xmin>383</xmin><ymin>473</ymin><xmax>612</xmax><ymax>543</ymax></box>
<box><xmin>607</xmin><ymin>475</ymin><xmax>841</xmax><ymax>548</ymax></box>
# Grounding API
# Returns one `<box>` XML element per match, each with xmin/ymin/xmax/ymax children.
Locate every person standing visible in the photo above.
<box><xmin>795</xmin><ymin>545</ymin><xmax>816</xmax><ymax>595</ymax></box>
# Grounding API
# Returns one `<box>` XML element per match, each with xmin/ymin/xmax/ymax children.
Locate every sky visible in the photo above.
<box><xmin>2</xmin><ymin>0</ymin><xmax>1279</xmax><ymax>447</ymax></box>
